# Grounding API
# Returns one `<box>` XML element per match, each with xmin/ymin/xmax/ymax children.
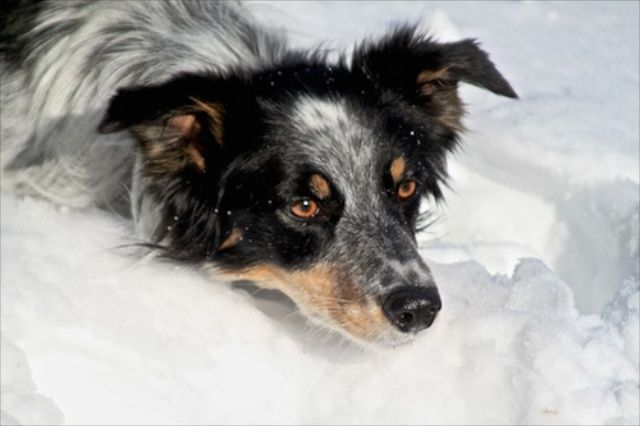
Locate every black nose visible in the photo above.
<box><xmin>383</xmin><ymin>287</ymin><xmax>442</xmax><ymax>333</ymax></box>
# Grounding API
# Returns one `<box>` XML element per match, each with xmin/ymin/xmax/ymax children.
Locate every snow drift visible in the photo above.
<box><xmin>1</xmin><ymin>1</ymin><xmax>638</xmax><ymax>425</ymax></box>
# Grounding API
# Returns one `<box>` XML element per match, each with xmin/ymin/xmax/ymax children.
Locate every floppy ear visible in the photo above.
<box><xmin>353</xmin><ymin>27</ymin><xmax>517</xmax><ymax>131</ymax></box>
<box><xmin>99</xmin><ymin>74</ymin><xmax>255</xmax><ymax>178</ymax></box>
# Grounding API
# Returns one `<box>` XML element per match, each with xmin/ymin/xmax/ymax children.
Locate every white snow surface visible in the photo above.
<box><xmin>1</xmin><ymin>1</ymin><xmax>639</xmax><ymax>425</ymax></box>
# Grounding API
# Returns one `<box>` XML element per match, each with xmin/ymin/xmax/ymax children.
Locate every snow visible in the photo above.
<box><xmin>1</xmin><ymin>1</ymin><xmax>639</xmax><ymax>425</ymax></box>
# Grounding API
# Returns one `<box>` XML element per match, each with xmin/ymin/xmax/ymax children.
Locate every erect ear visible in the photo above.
<box><xmin>353</xmin><ymin>26</ymin><xmax>517</xmax><ymax>131</ymax></box>
<box><xmin>99</xmin><ymin>74</ymin><xmax>253</xmax><ymax>177</ymax></box>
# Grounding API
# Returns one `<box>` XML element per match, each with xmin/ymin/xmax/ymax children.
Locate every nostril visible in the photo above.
<box><xmin>383</xmin><ymin>286</ymin><xmax>441</xmax><ymax>333</ymax></box>
<box><xmin>397</xmin><ymin>311</ymin><xmax>415</xmax><ymax>328</ymax></box>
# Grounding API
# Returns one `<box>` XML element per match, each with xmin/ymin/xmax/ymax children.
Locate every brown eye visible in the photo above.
<box><xmin>290</xmin><ymin>199</ymin><xmax>320</xmax><ymax>218</ymax></box>
<box><xmin>397</xmin><ymin>180</ymin><xmax>417</xmax><ymax>200</ymax></box>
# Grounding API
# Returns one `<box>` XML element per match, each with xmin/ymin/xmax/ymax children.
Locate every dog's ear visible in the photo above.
<box><xmin>99</xmin><ymin>74</ymin><xmax>257</xmax><ymax>177</ymax></box>
<box><xmin>353</xmin><ymin>27</ymin><xmax>517</xmax><ymax>131</ymax></box>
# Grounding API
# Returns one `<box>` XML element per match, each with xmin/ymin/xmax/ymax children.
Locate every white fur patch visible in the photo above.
<box><xmin>294</xmin><ymin>96</ymin><xmax>352</xmax><ymax>132</ymax></box>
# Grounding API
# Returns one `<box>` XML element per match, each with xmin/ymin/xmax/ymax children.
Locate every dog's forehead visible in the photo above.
<box><xmin>283</xmin><ymin>95</ymin><xmax>385</xmax><ymax>183</ymax></box>
<box><xmin>293</xmin><ymin>96</ymin><xmax>355</xmax><ymax>134</ymax></box>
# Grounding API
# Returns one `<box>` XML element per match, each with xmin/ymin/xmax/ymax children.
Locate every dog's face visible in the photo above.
<box><xmin>100</xmin><ymin>29</ymin><xmax>516</xmax><ymax>345</ymax></box>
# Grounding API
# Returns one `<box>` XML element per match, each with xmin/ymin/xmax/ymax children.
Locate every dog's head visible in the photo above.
<box><xmin>100</xmin><ymin>28</ymin><xmax>516</xmax><ymax>346</ymax></box>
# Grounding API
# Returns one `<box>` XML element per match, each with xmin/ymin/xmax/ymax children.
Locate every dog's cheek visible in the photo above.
<box><xmin>213</xmin><ymin>208</ymin><xmax>324</xmax><ymax>270</ymax></box>
<box><xmin>215</xmin><ymin>203</ymin><xmax>327</xmax><ymax>268</ymax></box>
<box><xmin>211</xmin><ymin>262</ymin><xmax>390</xmax><ymax>341</ymax></box>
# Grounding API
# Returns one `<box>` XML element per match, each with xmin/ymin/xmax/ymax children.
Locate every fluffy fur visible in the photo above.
<box><xmin>0</xmin><ymin>0</ymin><xmax>517</xmax><ymax>345</ymax></box>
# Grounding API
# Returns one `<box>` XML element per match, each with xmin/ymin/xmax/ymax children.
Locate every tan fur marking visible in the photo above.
<box><xmin>185</xmin><ymin>144</ymin><xmax>206</xmax><ymax>171</ymax></box>
<box><xmin>134</xmin><ymin>99</ymin><xmax>224</xmax><ymax>175</ymax></box>
<box><xmin>416</xmin><ymin>68</ymin><xmax>466</xmax><ymax>132</ymax></box>
<box><xmin>417</xmin><ymin>68</ymin><xmax>451</xmax><ymax>97</ymax></box>
<box><xmin>138</xmin><ymin>119</ymin><xmax>194</xmax><ymax>176</ymax></box>
<box><xmin>190</xmin><ymin>98</ymin><xmax>225</xmax><ymax>144</ymax></box>
<box><xmin>167</xmin><ymin>114</ymin><xmax>196</xmax><ymax>135</ymax></box>
<box><xmin>416</xmin><ymin>68</ymin><xmax>450</xmax><ymax>85</ymax></box>
<box><xmin>167</xmin><ymin>114</ymin><xmax>206</xmax><ymax>172</ymax></box>
<box><xmin>309</xmin><ymin>174</ymin><xmax>331</xmax><ymax>199</ymax></box>
<box><xmin>216</xmin><ymin>263</ymin><xmax>388</xmax><ymax>340</ymax></box>
<box><xmin>218</xmin><ymin>228</ymin><xmax>243</xmax><ymax>251</ymax></box>
<box><xmin>390</xmin><ymin>157</ymin><xmax>406</xmax><ymax>184</ymax></box>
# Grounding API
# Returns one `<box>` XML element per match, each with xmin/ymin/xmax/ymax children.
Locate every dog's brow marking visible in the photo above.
<box><xmin>218</xmin><ymin>227</ymin><xmax>242</xmax><ymax>251</ymax></box>
<box><xmin>390</xmin><ymin>157</ymin><xmax>406</xmax><ymax>184</ymax></box>
<box><xmin>309</xmin><ymin>174</ymin><xmax>331</xmax><ymax>199</ymax></box>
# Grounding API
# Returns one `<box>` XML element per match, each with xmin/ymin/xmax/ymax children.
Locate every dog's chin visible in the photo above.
<box><xmin>303</xmin><ymin>312</ymin><xmax>417</xmax><ymax>348</ymax></box>
<box><xmin>341</xmin><ymin>326</ymin><xmax>418</xmax><ymax>349</ymax></box>
<box><xmin>372</xmin><ymin>331</ymin><xmax>417</xmax><ymax>348</ymax></box>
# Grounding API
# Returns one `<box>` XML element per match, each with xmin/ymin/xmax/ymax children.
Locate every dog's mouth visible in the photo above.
<box><xmin>213</xmin><ymin>262</ymin><xmax>441</xmax><ymax>346</ymax></box>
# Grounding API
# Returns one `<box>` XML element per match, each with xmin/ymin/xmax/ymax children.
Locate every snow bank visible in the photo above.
<box><xmin>1</xmin><ymin>195</ymin><xmax>638</xmax><ymax>424</ymax></box>
<box><xmin>2</xmin><ymin>1</ymin><xmax>639</xmax><ymax>425</ymax></box>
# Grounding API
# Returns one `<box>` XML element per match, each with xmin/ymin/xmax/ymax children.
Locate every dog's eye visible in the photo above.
<box><xmin>397</xmin><ymin>180</ymin><xmax>417</xmax><ymax>200</ymax></box>
<box><xmin>290</xmin><ymin>199</ymin><xmax>320</xmax><ymax>219</ymax></box>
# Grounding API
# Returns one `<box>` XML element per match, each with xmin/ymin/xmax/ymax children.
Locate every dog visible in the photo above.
<box><xmin>0</xmin><ymin>0</ymin><xmax>517</xmax><ymax>346</ymax></box>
